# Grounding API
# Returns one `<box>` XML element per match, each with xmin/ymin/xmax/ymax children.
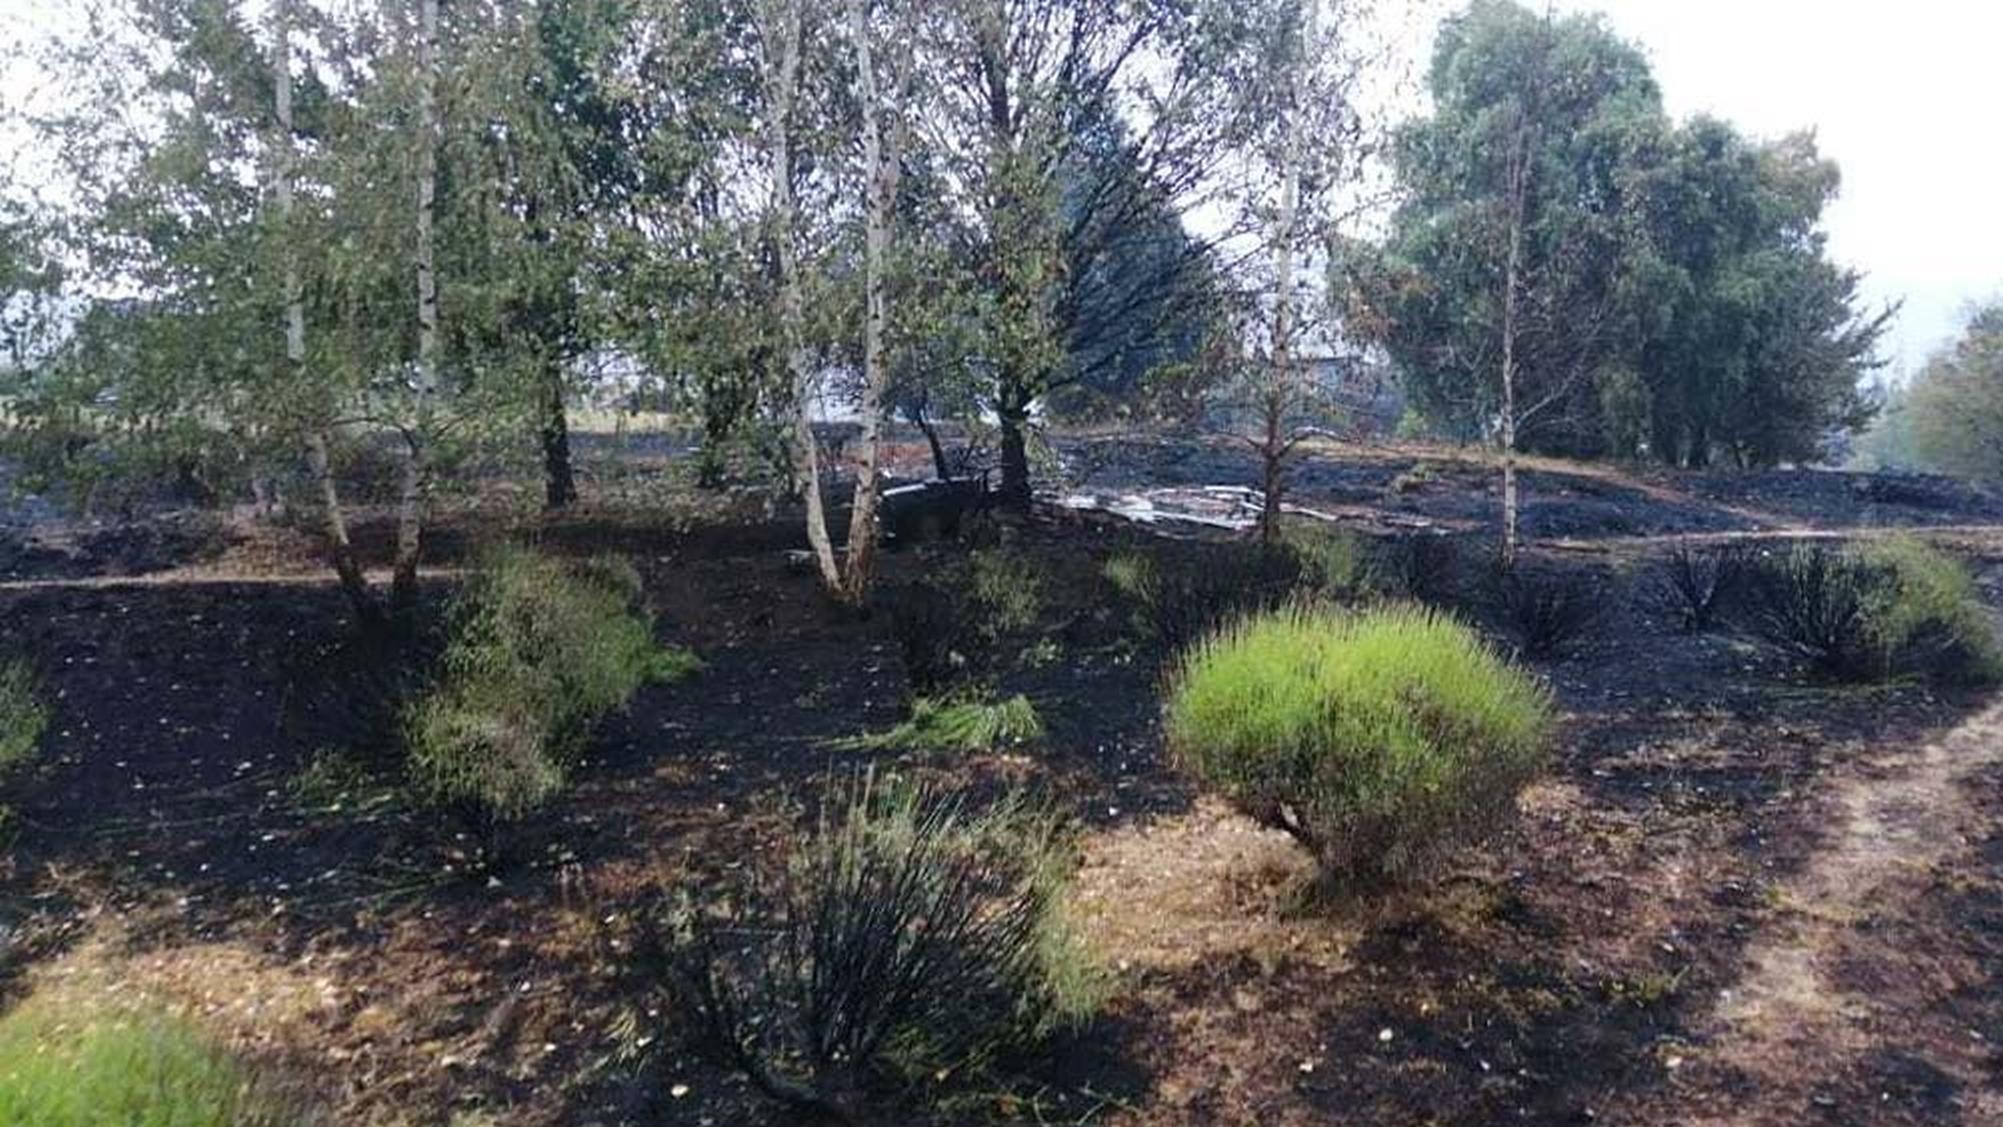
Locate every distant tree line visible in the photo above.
<box><xmin>0</xmin><ymin>0</ymin><xmax>1910</xmax><ymax>611</ymax></box>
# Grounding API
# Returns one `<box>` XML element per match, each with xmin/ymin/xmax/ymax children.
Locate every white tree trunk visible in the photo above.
<box><xmin>764</xmin><ymin>0</ymin><xmax>841</xmax><ymax>592</ymax></box>
<box><xmin>274</xmin><ymin>0</ymin><xmax>373</xmax><ymax>620</ymax></box>
<box><xmin>1258</xmin><ymin>0</ymin><xmax>1316</xmax><ymax>546</ymax></box>
<box><xmin>838</xmin><ymin>0</ymin><xmax>902</xmax><ymax>604</ymax></box>
<box><xmin>394</xmin><ymin>0</ymin><xmax>440</xmax><ymax>612</ymax></box>
<box><xmin>1499</xmin><ymin>114</ymin><xmax>1527</xmax><ymax>571</ymax></box>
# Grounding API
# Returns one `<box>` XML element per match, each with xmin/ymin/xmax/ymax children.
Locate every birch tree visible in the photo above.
<box><xmin>271</xmin><ymin>0</ymin><xmax>374</xmax><ymax>620</ymax></box>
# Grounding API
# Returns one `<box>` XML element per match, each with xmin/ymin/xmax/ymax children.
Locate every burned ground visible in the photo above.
<box><xmin>2</xmin><ymin>436</ymin><xmax>2002</xmax><ymax>1124</ymax></box>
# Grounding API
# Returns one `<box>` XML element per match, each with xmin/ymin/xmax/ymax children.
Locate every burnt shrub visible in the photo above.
<box><xmin>1166</xmin><ymin>604</ymin><xmax>1553</xmax><ymax>889</ymax></box>
<box><xmin>1146</xmin><ymin>540</ymin><xmax>1306</xmax><ymax>654</ymax></box>
<box><xmin>1653</xmin><ymin>542</ymin><xmax>1750</xmax><ymax>633</ymax></box>
<box><xmin>886</xmin><ymin>583</ymin><xmax>974</xmax><ymax>696</ymax></box>
<box><xmin>1376</xmin><ymin>532</ymin><xmax>1461</xmax><ymax>605</ymax></box>
<box><xmin>653</xmin><ymin>778</ymin><xmax>1102</xmax><ymax>1120</ymax></box>
<box><xmin>1741</xmin><ymin>544</ymin><xmax>1877</xmax><ymax>678</ymax></box>
<box><xmin>0</xmin><ymin>658</ymin><xmax>47</xmax><ymax>779</ymax></box>
<box><xmin>1495</xmin><ymin>565</ymin><xmax>1611</xmax><ymax>659</ymax></box>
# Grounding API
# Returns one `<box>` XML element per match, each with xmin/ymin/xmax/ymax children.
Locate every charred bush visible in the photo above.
<box><xmin>886</xmin><ymin>583</ymin><xmax>975</xmax><ymax>696</ymax></box>
<box><xmin>1739</xmin><ymin>544</ymin><xmax>1878</xmax><ymax>679</ymax></box>
<box><xmin>1653</xmin><ymin>542</ymin><xmax>1750</xmax><ymax>633</ymax></box>
<box><xmin>1146</xmin><ymin>541</ymin><xmax>1306</xmax><ymax>654</ymax></box>
<box><xmin>648</xmin><ymin>778</ymin><xmax>1101</xmax><ymax>1122</ymax></box>
<box><xmin>1495</xmin><ymin>565</ymin><xmax>1610</xmax><ymax>659</ymax></box>
<box><xmin>1377</xmin><ymin>532</ymin><xmax>1461</xmax><ymax>604</ymax></box>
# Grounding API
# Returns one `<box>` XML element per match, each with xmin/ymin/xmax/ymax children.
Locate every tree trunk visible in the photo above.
<box><xmin>1258</xmin><ymin>0</ymin><xmax>1312</xmax><ymax>547</ymax></box>
<box><xmin>274</xmin><ymin>0</ymin><xmax>376</xmax><ymax>625</ymax></box>
<box><xmin>393</xmin><ymin>0</ymin><xmax>440</xmax><ymax>616</ymax></box>
<box><xmin>837</xmin><ymin>0</ymin><xmax>902</xmax><ymax>606</ymax></box>
<box><xmin>996</xmin><ymin>393</ymin><xmax>1032</xmax><ymax>511</ymax></box>
<box><xmin>764</xmin><ymin>0</ymin><xmax>841</xmax><ymax>592</ymax></box>
<box><xmin>914</xmin><ymin>401</ymin><xmax>952</xmax><ymax>480</ymax></box>
<box><xmin>1498</xmin><ymin>112</ymin><xmax>1526</xmax><ymax>573</ymax></box>
<box><xmin>540</xmin><ymin>356</ymin><xmax>579</xmax><ymax>510</ymax></box>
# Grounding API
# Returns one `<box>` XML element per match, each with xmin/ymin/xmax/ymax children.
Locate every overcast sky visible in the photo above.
<box><xmin>4</xmin><ymin>0</ymin><xmax>1999</xmax><ymax>376</ymax></box>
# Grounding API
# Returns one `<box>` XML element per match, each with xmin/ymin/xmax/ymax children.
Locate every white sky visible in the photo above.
<box><xmin>4</xmin><ymin>0</ymin><xmax>1999</xmax><ymax>375</ymax></box>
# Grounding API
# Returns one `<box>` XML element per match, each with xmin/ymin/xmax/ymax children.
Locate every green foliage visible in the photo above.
<box><xmin>845</xmin><ymin>694</ymin><xmax>1045</xmax><ymax>755</ymax></box>
<box><xmin>0</xmin><ymin>658</ymin><xmax>47</xmax><ymax>780</ymax></box>
<box><xmin>1906</xmin><ymin>301</ymin><xmax>2003</xmax><ymax>480</ymax></box>
<box><xmin>1856</xmin><ymin>537</ymin><xmax>2003</xmax><ymax>685</ymax></box>
<box><xmin>659</xmin><ymin>778</ymin><xmax>1102</xmax><ymax>1119</ymax></box>
<box><xmin>1101</xmin><ymin>551</ymin><xmax>1158</xmax><ymax>605</ymax></box>
<box><xmin>1743</xmin><ymin>539</ymin><xmax>2002</xmax><ymax>684</ymax></box>
<box><xmin>968</xmin><ymin>548</ymin><xmax>1044</xmax><ymax>635</ymax></box>
<box><xmin>406</xmin><ymin>548</ymin><xmax>665</xmax><ymax>834</ymax></box>
<box><xmin>1166</xmin><ymin>604</ymin><xmax>1554</xmax><ymax>887</ymax></box>
<box><xmin>0</xmin><ymin>991</ymin><xmax>295</xmax><ymax>1127</ymax></box>
<box><xmin>1352</xmin><ymin>0</ymin><xmax>1885</xmax><ymax>465</ymax></box>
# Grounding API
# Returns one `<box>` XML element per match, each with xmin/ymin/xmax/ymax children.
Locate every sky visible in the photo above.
<box><xmin>3</xmin><ymin>0</ymin><xmax>2000</xmax><ymax>376</ymax></box>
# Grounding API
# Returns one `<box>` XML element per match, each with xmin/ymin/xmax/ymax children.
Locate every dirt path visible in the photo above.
<box><xmin>1646</xmin><ymin>696</ymin><xmax>2003</xmax><ymax>1125</ymax></box>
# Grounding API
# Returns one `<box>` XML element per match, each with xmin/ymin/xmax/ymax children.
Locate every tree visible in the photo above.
<box><xmin>1907</xmin><ymin>300</ymin><xmax>2003</xmax><ymax>480</ymax></box>
<box><xmin>272</xmin><ymin>0</ymin><xmax>373</xmax><ymax>620</ymax></box>
<box><xmin>1358</xmin><ymin>0</ymin><xmax>1887</xmax><ymax>477</ymax></box>
<box><xmin>916</xmin><ymin>0</ymin><xmax>1262</xmax><ymax>510</ymax></box>
<box><xmin>1217</xmin><ymin>0</ymin><xmax>1376</xmax><ymax>544</ymax></box>
<box><xmin>1630</xmin><ymin>121</ymin><xmax>1889</xmax><ymax>467</ymax></box>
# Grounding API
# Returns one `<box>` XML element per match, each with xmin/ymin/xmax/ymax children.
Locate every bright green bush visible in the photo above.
<box><xmin>0</xmin><ymin>658</ymin><xmax>46</xmax><ymax>779</ymax></box>
<box><xmin>0</xmin><ymin>992</ymin><xmax>294</xmax><ymax>1126</ymax></box>
<box><xmin>1166</xmin><ymin>604</ymin><xmax>1554</xmax><ymax>887</ymax></box>
<box><xmin>407</xmin><ymin>548</ymin><xmax>671</xmax><ymax>836</ymax></box>
<box><xmin>845</xmin><ymin>692</ymin><xmax>1044</xmax><ymax>754</ymax></box>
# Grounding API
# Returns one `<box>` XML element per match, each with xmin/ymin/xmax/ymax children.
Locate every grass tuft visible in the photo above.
<box><xmin>845</xmin><ymin>693</ymin><xmax>1044</xmax><ymax>754</ymax></box>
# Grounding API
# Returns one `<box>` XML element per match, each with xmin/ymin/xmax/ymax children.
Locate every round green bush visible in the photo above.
<box><xmin>1165</xmin><ymin>604</ymin><xmax>1554</xmax><ymax>887</ymax></box>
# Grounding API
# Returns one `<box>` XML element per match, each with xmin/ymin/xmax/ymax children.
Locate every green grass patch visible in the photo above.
<box><xmin>844</xmin><ymin>693</ymin><xmax>1044</xmax><ymax>754</ymax></box>
<box><xmin>1166</xmin><ymin>603</ymin><xmax>1554</xmax><ymax>888</ymax></box>
<box><xmin>0</xmin><ymin>991</ymin><xmax>295</xmax><ymax>1126</ymax></box>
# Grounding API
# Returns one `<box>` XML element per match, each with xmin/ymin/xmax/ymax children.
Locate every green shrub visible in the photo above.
<box><xmin>1101</xmin><ymin>551</ymin><xmax>1157</xmax><ymax>604</ymax></box>
<box><xmin>968</xmin><ymin>548</ymin><xmax>1044</xmax><ymax>635</ymax></box>
<box><xmin>1166</xmin><ymin>604</ymin><xmax>1554</xmax><ymax>888</ymax></box>
<box><xmin>0</xmin><ymin>658</ymin><xmax>47</xmax><ymax>779</ymax></box>
<box><xmin>657</xmin><ymin>778</ymin><xmax>1101</xmax><ymax>1120</ymax></box>
<box><xmin>0</xmin><ymin>991</ymin><xmax>295</xmax><ymax>1126</ymax></box>
<box><xmin>406</xmin><ymin>547</ymin><xmax>668</xmax><ymax>845</ymax></box>
<box><xmin>844</xmin><ymin>693</ymin><xmax>1044</xmax><ymax>755</ymax></box>
<box><xmin>1743</xmin><ymin>538</ymin><xmax>2001</xmax><ymax>684</ymax></box>
<box><xmin>1856</xmin><ymin>537</ymin><xmax>2003</xmax><ymax>684</ymax></box>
